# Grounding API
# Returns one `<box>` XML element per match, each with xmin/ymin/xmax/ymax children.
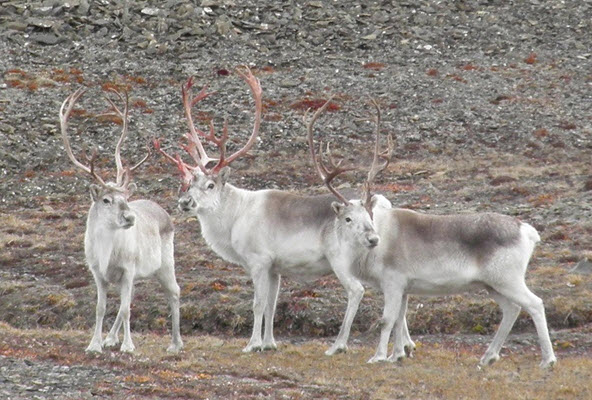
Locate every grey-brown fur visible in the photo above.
<box><xmin>263</xmin><ymin>191</ymin><xmax>338</xmax><ymax>231</ymax></box>
<box><xmin>386</xmin><ymin>210</ymin><xmax>522</xmax><ymax>266</ymax></box>
<box><xmin>129</xmin><ymin>199</ymin><xmax>174</xmax><ymax>236</ymax></box>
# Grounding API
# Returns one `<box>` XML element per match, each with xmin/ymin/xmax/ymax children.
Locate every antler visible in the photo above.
<box><xmin>220</xmin><ymin>65</ymin><xmax>263</xmax><ymax>169</ymax></box>
<box><xmin>305</xmin><ymin>96</ymin><xmax>355</xmax><ymax>205</ymax></box>
<box><xmin>102</xmin><ymin>89</ymin><xmax>150</xmax><ymax>187</ymax></box>
<box><xmin>181</xmin><ymin>77</ymin><xmax>217</xmax><ymax>172</ymax></box>
<box><xmin>60</xmin><ymin>88</ymin><xmax>111</xmax><ymax>189</ymax></box>
<box><xmin>362</xmin><ymin>98</ymin><xmax>393</xmax><ymax>217</ymax></box>
<box><xmin>60</xmin><ymin>88</ymin><xmax>149</xmax><ymax>193</ymax></box>
<box><xmin>153</xmin><ymin>138</ymin><xmax>195</xmax><ymax>191</ymax></box>
<box><xmin>158</xmin><ymin>65</ymin><xmax>263</xmax><ymax>178</ymax></box>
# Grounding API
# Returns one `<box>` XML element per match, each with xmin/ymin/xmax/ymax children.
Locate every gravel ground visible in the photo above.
<box><xmin>1</xmin><ymin>1</ymin><xmax>592</xmax><ymax>398</ymax></box>
<box><xmin>0</xmin><ymin>355</ymin><xmax>120</xmax><ymax>400</ymax></box>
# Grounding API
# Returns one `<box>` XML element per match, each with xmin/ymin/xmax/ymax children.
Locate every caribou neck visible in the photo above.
<box><xmin>194</xmin><ymin>183</ymin><xmax>252</xmax><ymax>265</ymax></box>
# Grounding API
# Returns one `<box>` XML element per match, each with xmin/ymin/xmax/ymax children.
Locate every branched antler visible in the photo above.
<box><xmin>181</xmin><ymin>77</ymin><xmax>217</xmax><ymax>171</ymax></box>
<box><xmin>305</xmin><ymin>97</ymin><xmax>393</xmax><ymax>214</ymax></box>
<box><xmin>156</xmin><ymin>65</ymin><xmax>263</xmax><ymax>180</ymax></box>
<box><xmin>60</xmin><ymin>88</ymin><xmax>149</xmax><ymax>194</ymax></box>
<box><xmin>101</xmin><ymin>89</ymin><xmax>151</xmax><ymax>186</ymax></box>
<box><xmin>305</xmin><ymin>96</ymin><xmax>355</xmax><ymax>205</ymax></box>
<box><xmin>60</xmin><ymin>88</ymin><xmax>111</xmax><ymax>190</ymax></box>
<box><xmin>362</xmin><ymin>99</ymin><xmax>393</xmax><ymax>217</ymax></box>
<box><xmin>153</xmin><ymin>138</ymin><xmax>195</xmax><ymax>191</ymax></box>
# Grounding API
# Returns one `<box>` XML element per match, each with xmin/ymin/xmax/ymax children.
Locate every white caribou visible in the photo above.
<box><xmin>155</xmin><ymin>67</ymin><xmax>399</xmax><ymax>355</ymax></box>
<box><xmin>310</xmin><ymin>98</ymin><xmax>557</xmax><ymax>369</ymax></box>
<box><xmin>60</xmin><ymin>88</ymin><xmax>183</xmax><ymax>354</ymax></box>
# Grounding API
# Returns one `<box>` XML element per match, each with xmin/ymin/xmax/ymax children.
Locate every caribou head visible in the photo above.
<box><xmin>60</xmin><ymin>88</ymin><xmax>149</xmax><ymax>229</ymax></box>
<box><xmin>305</xmin><ymin>97</ymin><xmax>392</xmax><ymax>249</ymax></box>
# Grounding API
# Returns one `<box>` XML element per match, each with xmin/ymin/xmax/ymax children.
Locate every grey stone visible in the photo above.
<box><xmin>570</xmin><ymin>259</ymin><xmax>592</xmax><ymax>275</ymax></box>
<box><xmin>27</xmin><ymin>18</ymin><xmax>55</xmax><ymax>29</ymax></box>
<box><xmin>279</xmin><ymin>78</ymin><xmax>301</xmax><ymax>88</ymax></box>
<box><xmin>4</xmin><ymin>21</ymin><xmax>28</xmax><ymax>31</ymax></box>
<box><xmin>141</xmin><ymin>7</ymin><xmax>165</xmax><ymax>17</ymax></box>
<box><xmin>27</xmin><ymin>32</ymin><xmax>62</xmax><ymax>45</ymax></box>
<box><xmin>215</xmin><ymin>15</ymin><xmax>232</xmax><ymax>35</ymax></box>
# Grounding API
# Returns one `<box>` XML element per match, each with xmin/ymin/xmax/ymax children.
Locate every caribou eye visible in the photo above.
<box><xmin>207</xmin><ymin>183</ymin><xmax>215</xmax><ymax>190</ymax></box>
<box><xmin>345</xmin><ymin>217</ymin><xmax>352</xmax><ymax>223</ymax></box>
<box><xmin>102</xmin><ymin>198</ymin><xmax>111</xmax><ymax>205</ymax></box>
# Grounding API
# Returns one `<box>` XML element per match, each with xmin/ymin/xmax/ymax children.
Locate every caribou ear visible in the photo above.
<box><xmin>89</xmin><ymin>184</ymin><xmax>101</xmax><ymax>202</ymax></box>
<box><xmin>331</xmin><ymin>201</ymin><xmax>345</xmax><ymax>215</ymax></box>
<box><xmin>218</xmin><ymin>167</ymin><xmax>231</xmax><ymax>185</ymax></box>
<box><xmin>368</xmin><ymin>194</ymin><xmax>378</xmax><ymax>210</ymax></box>
<box><xmin>127</xmin><ymin>183</ymin><xmax>137</xmax><ymax>197</ymax></box>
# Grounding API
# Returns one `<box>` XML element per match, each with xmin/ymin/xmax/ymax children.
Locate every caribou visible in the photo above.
<box><xmin>155</xmin><ymin>67</ymin><xmax>406</xmax><ymax>355</ymax></box>
<box><xmin>309</xmin><ymin>101</ymin><xmax>557</xmax><ymax>368</ymax></box>
<box><xmin>60</xmin><ymin>88</ymin><xmax>183</xmax><ymax>354</ymax></box>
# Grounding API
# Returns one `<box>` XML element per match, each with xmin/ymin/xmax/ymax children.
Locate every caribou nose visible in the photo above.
<box><xmin>178</xmin><ymin>196</ymin><xmax>194</xmax><ymax>211</ymax></box>
<box><xmin>367</xmin><ymin>235</ymin><xmax>379</xmax><ymax>248</ymax></box>
<box><xmin>122</xmin><ymin>211</ymin><xmax>135</xmax><ymax>228</ymax></box>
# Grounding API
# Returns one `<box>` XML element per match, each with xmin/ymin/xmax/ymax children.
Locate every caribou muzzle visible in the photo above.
<box><xmin>366</xmin><ymin>234</ymin><xmax>380</xmax><ymax>248</ymax></box>
<box><xmin>120</xmin><ymin>210</ymin><xmax>135</xmax><ymax>229</ymax></box>
<box><xmin>178</xmin><ymin>196</ymin><xmax>196</xmax><ymax>212</ymax></box>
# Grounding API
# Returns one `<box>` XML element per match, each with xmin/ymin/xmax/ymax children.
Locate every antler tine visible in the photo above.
<box><xmin>321</xmin><ymin>141</ymin><xmax>357</xmax><ymax>203</ymax></box>
<box><xmin>59</xmin><ymin>88</ymin><xmax>110</xmax><ymax>188</ymax></box>
<box><xmin>362</xmin><ymin>98</ymin><xmax>393</xmax><ymax>217</ymax></box>
<box><xmin>181</xmin><ymin>77</ymin><xmax>217</xmax><ymax>173</ymax></box>
<box><xmin>305</xmin><ymin>96</ymin><xmax>353</xmax><ymax>205</ymax></box>
<box><xmin>101</xmin><ymin>88</ymin><xmax>152</xmax><ymax>188</ymax></box>
<box><xmin>213</xmin><ymin>65</ymin><xmax>263</xmax><ymax>172</ymax></box>
<box><xmin>102</xmin><ymin>88</ymin><xmax>130</xmax><ymax>186</ymax></box>
<box><xmin>366</xmin><ymin>98</ymin><xmax>392</xmax><ymax>182</ymax></box>
<box><xmin>153</xmin><ymin>138</ymin><xmax>195</xmax><ymax>190</ymax></box>
<box><xmin>305</xmin><ymin>95</ymin><xmax>334</xmax><ymax>181</ymax></box>
<box><xmin>129</xmin><ymin>142</ymin><xmax>151</xmax><ymax>172</ymax></box>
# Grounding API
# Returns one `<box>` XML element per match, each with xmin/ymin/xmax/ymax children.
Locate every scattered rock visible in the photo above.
<box><xmin>0</xmin><ymin>355</ymin><xmax>120</xmax><ymax>399</ymax></box>
<box><xmin>215</xmin><ymin>15</ymin><xmax>233</xmax><ymax>36</ymax></box>
<box><xmin>4</xmin><ymin>21</ymin><xmax>28</xmax><ymax>31</ymax></box>
<box><xmin>570</xmin><ymin>259</ymin><xmax>592</xmax><ymax>275</ymax></box>
<box><xmin>141</xmin><ymin>7</ymin><xmax>165</xmax><ymax>17</ymax></box>
<box><xmin>279</xmin><ymin>78</ymin><xmax>301</xmax><ymax>88</ymax></box>
<box><xmin>27</xmin><ymin>32</ymin><xmax>62</xmax><ymax>45</ymax></box>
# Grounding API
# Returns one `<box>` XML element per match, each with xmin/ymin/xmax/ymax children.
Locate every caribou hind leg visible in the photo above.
<box><xmin>491</xmin><ymin>280</ymin><xmax>556</xmax><ymax>368</ymax></box>
<box><xmin>479</xmin><ymin>291</ymin><xmax>522</xmax><ymax>367</ymax></box>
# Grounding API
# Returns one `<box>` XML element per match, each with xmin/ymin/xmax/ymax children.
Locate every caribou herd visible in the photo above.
<box><xmin>59</xmin><ymin>66</ymin><xmax>556</xmax><ymax>369</ymax></box>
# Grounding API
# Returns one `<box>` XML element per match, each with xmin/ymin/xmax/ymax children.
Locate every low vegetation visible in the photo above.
<box><xmin>1</xmin><ymin>323</ymin><xmax>591</xmax><ymax>399</ymax></box>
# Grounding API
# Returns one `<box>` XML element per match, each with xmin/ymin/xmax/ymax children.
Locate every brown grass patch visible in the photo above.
<box><xmin>290</xmin><ymin>98</ymin><xmax>341</xmax><ymax>112</ymax></box>
<box><xmin>363</xmin><ymin>62</ymin><xmax>386</xmax><ymax>71</ymax></box>
<box><xmin>524</xmin><ymin>52</ymin><xmax>537</xmax><ymax>64</ymax></box>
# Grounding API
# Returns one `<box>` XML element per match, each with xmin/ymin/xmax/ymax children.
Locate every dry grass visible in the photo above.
<box><xmin>1</xmin><ymin>324</ymin><xmax>591</xmax><ymax>399</ymax></box>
